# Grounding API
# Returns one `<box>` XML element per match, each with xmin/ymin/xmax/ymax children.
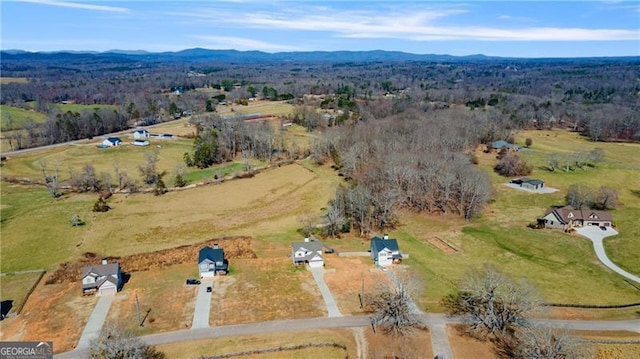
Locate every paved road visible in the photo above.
<box><xmin>309</xmin><ymin>267</ymin><xmax>342</xmax><ymax>318</ymax></box>
<box><xmin>575</xmin><ymin>227</ymin><xmax>640</xmax><ymax>283</ymax></box>
<box><xmin>386</xmin><ymin>270</ymin><xmax>454</xmax><ymax>359</ymax></box>
<box><xmin>54</xmin><ymin>314</ymin><xmax>640</xmax><ymax>359</ymax></box>
<box><xmin>75</xmin><ymin>295</ymin><xmax>115</xmax><ymax>349</ymax></box>
<box><xmin>192</xmin><ymin>281</ymin><xmax>213</xmax><ymax>329</ymax></box>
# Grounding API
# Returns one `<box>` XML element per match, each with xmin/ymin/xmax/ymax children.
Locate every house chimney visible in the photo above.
<box><xmin>304</xmin><ymin>237</ymin><xmax>310</xmax><ymax>242</ymax></box>
<box><xmin>383</xmin><ymin>234</ymin><xmax>389</xmax><ymax>240</ymax></box>
<box><xmin>101</xmin><ymin>258</ymin><xmax>108</xmax><ymax>265</ymax></box>
<box><xmin>213</xmin><ymin>243</ymin><xmax>219</xmax><ymax>249</ymax></box>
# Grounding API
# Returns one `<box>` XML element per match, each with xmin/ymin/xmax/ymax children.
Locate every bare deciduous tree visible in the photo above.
<box><xmin>365</xmin><ymin>270</ymin><xmax>423</xmax><ymax>336</ymax></box>
<box><xmin>594</xmin><ymin>186</ymin><xmax>618</xmax><ymax>210</ymax></box>
<box><xmin>90</xmin><ymin>324</ymin><xmax>165</xmax><ymax>359</ymax></box>
<box><xmin>494</xmin><ymin>325</ymin><xmax>588</xmax><ymax>359</ymax></box>
<box><xmin>38</xmin><ymin>159</ymin><xmax>61</xmax><ymax>198</ymax></box>
<box><xmin>494</xmin><ymin>153</ymin><xmax>532</xmax><ymax>177</ymax></box>
<box><xmin>565</xmin><ymin>183</ymin><xmax>592</xmax><ymax>210</ymax></box>
<box><xmin>442</xmin><ymin>265</ymin><xmax>541</xmax><ymax>338</ymax></box>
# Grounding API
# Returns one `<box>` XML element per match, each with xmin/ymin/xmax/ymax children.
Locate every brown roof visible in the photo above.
<box><xmin>545</xmin><ymin>206</ymin><xmax>612</xmax><ymax>224</ymax></box>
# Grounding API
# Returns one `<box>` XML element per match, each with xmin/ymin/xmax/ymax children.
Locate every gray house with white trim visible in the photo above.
<box><xmin>81</xmin><ymin>260</ymin><xmax>121</xmax><ymax>296</ymax></box>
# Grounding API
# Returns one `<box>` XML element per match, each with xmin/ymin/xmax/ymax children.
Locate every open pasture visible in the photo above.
<box><xmin>155</xmin><ymin>329</ymin><xmax>356</xmax><ymax>359</ymax></box>
<box><xmin>0</xmin><ymin>105</ymin><xmax>47</xmax><ymax>131</ymax></box>
<box><xmin>1</xmin><ymin>162</ymin><xmax>336</xmax><ymax>272</ymax></box>
<box><xmin>0</xmin><ymin>77</ymin><xmax>29</xmax><ymax>84</ymax></box>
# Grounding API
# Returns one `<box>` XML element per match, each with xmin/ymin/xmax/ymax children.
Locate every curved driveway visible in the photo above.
<box><xmin>575</xmin><ymin>227</ymin><xmax>640</xmax><ymax>283</ymax></box>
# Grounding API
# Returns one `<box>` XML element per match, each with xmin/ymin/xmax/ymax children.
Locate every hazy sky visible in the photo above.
<box><xmin>2</xmin><ymin>0</ymin><xmax>639</xmax><ymax>57</ymax></box>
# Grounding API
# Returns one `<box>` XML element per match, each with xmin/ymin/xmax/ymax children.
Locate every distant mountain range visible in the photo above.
<box><xmin>1</xmin><ymin>48</ymin><xmax>638</xmax><ymax>63</ymax></box>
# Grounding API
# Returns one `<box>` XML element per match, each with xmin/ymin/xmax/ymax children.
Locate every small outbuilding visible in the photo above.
<box><xmin>510</xmin><ymin>178</ymin><xmax>545</xmax><ymax>190</ymax></box>
<box><xmin>198</xmin><ymin>244</ymin><xmax>228</xmax><ymax>278</ymax></box>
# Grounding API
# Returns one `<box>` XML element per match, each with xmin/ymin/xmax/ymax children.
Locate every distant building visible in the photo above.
<box><xmin>510</xmin><ymin>178</ymin><xmax>545</xmax><ymax>190</ymax></box>
<box><xmin>133</xmin><ymin>129</ymin><xmax>150</xmax><ymax>139</ymax></box>
<box><xmin>490</xmin><ymin>140</ymin><xmax>521</xmax><ymax>152</ymax></box>
<box><xmin>102</xmin><ymin>137</ymin><xmax>122</xmax><ymax>147</ymax></box>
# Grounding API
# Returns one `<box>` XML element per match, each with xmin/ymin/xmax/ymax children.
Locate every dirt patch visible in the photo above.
<box><xmin>46</xmin><ymin>236</ymin><xmax>256</xmax><ymax>284</ymax></box>
<box><xmin>105</xmin><ymin>262</ymin><xmax>199</xmax><ymax>334</ymax></box>
<box><xmin>447</xmin><ymin>324</ymin><xmax>497</xmax><ymax>359</ymax></box>
<box><xmin>217</xmin><ymin>258</ymin><xmax>324</xmax><ymax>325</ymax></box>
<box><xmin>363</xmin><ymin>325</ymin><xmax>432</xmax><ymax>359</ymax></box>
<box><xmin>323</xmin><ymin>256</ymin><xmax>390</xmax><ymax>315</ymax></box>
<box><xmin>5</xmin><ymin>280</ymin><xmax>97</xmax><ymax>353</ymax></box>
<box><xmin>425</xmin><ymin>236</ymin><xmax>459</xmax><ymax>254</ymax></box>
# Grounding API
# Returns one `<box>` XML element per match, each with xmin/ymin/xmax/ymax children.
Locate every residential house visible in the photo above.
<box><xmin>510</xmin><ymin>178</ymin><xmax>545</xmax><ymax>190</ymax></box>
<box><xmin>540</xmin><ymin>206</ymin><xmax>613</xmax><ymax>230</ymax></box>
<box><xmin>198</xmin><ymin>244</ymin><xmax>228</xmax><ymax>278</ymax></box>
<box><xmin>490</xmin><ymin>140</ymin><xmax>521</xmax><ymax>152</ymax></box>
<box><xmin>102</xmin><ymin>137</ymin><xmax>122</xmax><ymax>147</ymax></box>
<box><xmin>81</xmin><ymin>259</ymin><xmax>122</xmax><ymax>296</ymax></box>
<box><xmin>291</xmin><ymin>238</ymin><xmax>325</xmax><ymax>268</ymax></box>
<box><xmin>133</xmin><ymin>129</ymin><xmax>150</xmax><ymax>140</ymax></box>
<box><xmin>370</xmin><ymin>234</ymin><xmax>402</xmax><ymax>267</ymax></box>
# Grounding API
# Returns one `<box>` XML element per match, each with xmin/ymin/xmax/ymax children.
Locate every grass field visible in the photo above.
<box><xmin>155</xmin><ymin>329</ymin><xmax>356</xmax><ymax>359</ymax></box>
<box><xmin>53</xmin><ymin>103</ymin><xmax>118</xmax><ymax>113</ymax></box>
<box><xmin>1</xmin><ymin>162</ymin><xmax>336</xmax><ymax>272</ymax></box>
<box><xmin>214</xmin><ymin>258</ymin><xmax>324</xmax><ymax>325</ymax></box>
<box><xmin>105</xmin><ymin>263</ymin><xmax>198</xmax><ymax>335</ymax></box>
<box><xmin>0</xmin><ymin>77</ymin><xmax>28</xmax><ymax>84</ymax></box>
<box><xmin>0</xmin><ymin>271</ymin><xmax>43</xmax><ymax>317</ymax></box>
<box><xmin>0</xmin><ymin>105</ymin><xmax>47</xmax><ymax>131</ymax></box>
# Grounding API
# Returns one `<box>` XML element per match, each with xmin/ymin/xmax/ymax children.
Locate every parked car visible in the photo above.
<box><xmin>186</xmin><ymin>279</ymin><xmax>201</xmax><ymax>285</ymax></box>
<box><xmin>206</xmin><ymin>286</ymin><xmax>212</xmax><ymax>293</ymax></box>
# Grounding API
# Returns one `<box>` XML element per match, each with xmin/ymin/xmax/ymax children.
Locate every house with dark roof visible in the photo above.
<box><xmin>510</xmin><ymin>178</ymin><xmax>545</xmax><ymax>190</ymax></box>
<box><xmin>540</xmin><ymin>206</ymin><xmax>613</xmax><ymax>231</ymax></box>
<box><xmin>133</xmin><ymin>129</ymin><xmax>150</xmax><ymax>140</ymax></box>
<box><xmin>198</xmin><ymin>244</ymin><xmax>228</xmax><ymax>278</ymax></box>
<box><xmin>291</xmin><ymin>238</ymin><xmax>325</xmax><ymax>268</ymax></box>
<box><xmin>370</xmin><ymin>234</ymin><xmax>402</xmax><ymax>267</ymax></box>
<box><xmin>102</xmin><ymin>137</ymin><xmax>122</xmax><ymax>147</ymax></box>
<box><xmin>81</xmin><ymin>259</ymin><xmax>121</xmax><ymax>296</ymax></box>
<box><xmin>490</xmin><ymin>140</ymin><xmax>521</xmax><ymax>152</ymax></box>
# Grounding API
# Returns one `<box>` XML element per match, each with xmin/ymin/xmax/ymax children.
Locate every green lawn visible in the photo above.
<box><xmin>53</xmin><ymin>103</ymin><xmax>118</xmax><ymax>113</ymax></box>
<box><xmin>0</xmin><ymin>271</ymin><xmax>44</xmax><ymax>316</ymax></box>
<box><xmin>0</xmin><ymin>182</ymin><xmax>95</xmax><ymax>271</ymax></box>
<box><xmin>0</xmin><ymin>105</ymin><xmax>47</xmax><ymax>131</ymax></box>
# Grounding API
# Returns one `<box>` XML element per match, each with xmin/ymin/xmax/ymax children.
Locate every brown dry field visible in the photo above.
<box><xmin>77</xmin><ymin>163</ymin><xmax>334</xmax><ymax>258</ymax></box>
<box><xmin>572</xmin><ymin>330</ymin><xmax>640</xmax><ymax>359</ymax></box>
<box><xmin>105</xmin><ymin>262</ymin><xmax>199</xmax><ymax>335</ymax></box>
<box><xmin>447</xmin><ymin>324</ymin><xmax>497</xmax><ymax>359</ymax></box>
<box><xmin>323</xmin><ymin>255</ymin><xmax>390</xmax><ymax>315</ymax></box>
<box><xmin>212</xmin><ymin>258</ymin><xmax>324</xmax><ymax>325</ymax></box>
<box><xmin>0</xmin><ymin>281</ymin><xmax>97</xmax><ymax>353</ymax></box>
<box><xmin>363</xmin><ymin>326</ymin><xmax>433</xmax><ymax>359</ymax></box>
<box><xmin>155</xmin><ymin>329</ymin><xmax>356</xmax><ymax>359</ymax></box>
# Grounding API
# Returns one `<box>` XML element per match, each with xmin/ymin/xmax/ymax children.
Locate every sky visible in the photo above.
<box><xmin>1</xmin><ymin>0</ymin><xmax>639</xmax><ymax>58</ymax></box>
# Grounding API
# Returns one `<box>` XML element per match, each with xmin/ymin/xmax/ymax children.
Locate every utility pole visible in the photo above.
<box><xmin>135</xmin><ymin>293</ymin><xmax>142</xmax><ymax>326</ymax></box>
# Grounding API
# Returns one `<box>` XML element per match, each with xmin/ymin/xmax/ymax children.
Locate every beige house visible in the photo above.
<box><xmin>541</xmin><ymin>206</ymin><xmax>612</xmax><ymax>231</ymax></box>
